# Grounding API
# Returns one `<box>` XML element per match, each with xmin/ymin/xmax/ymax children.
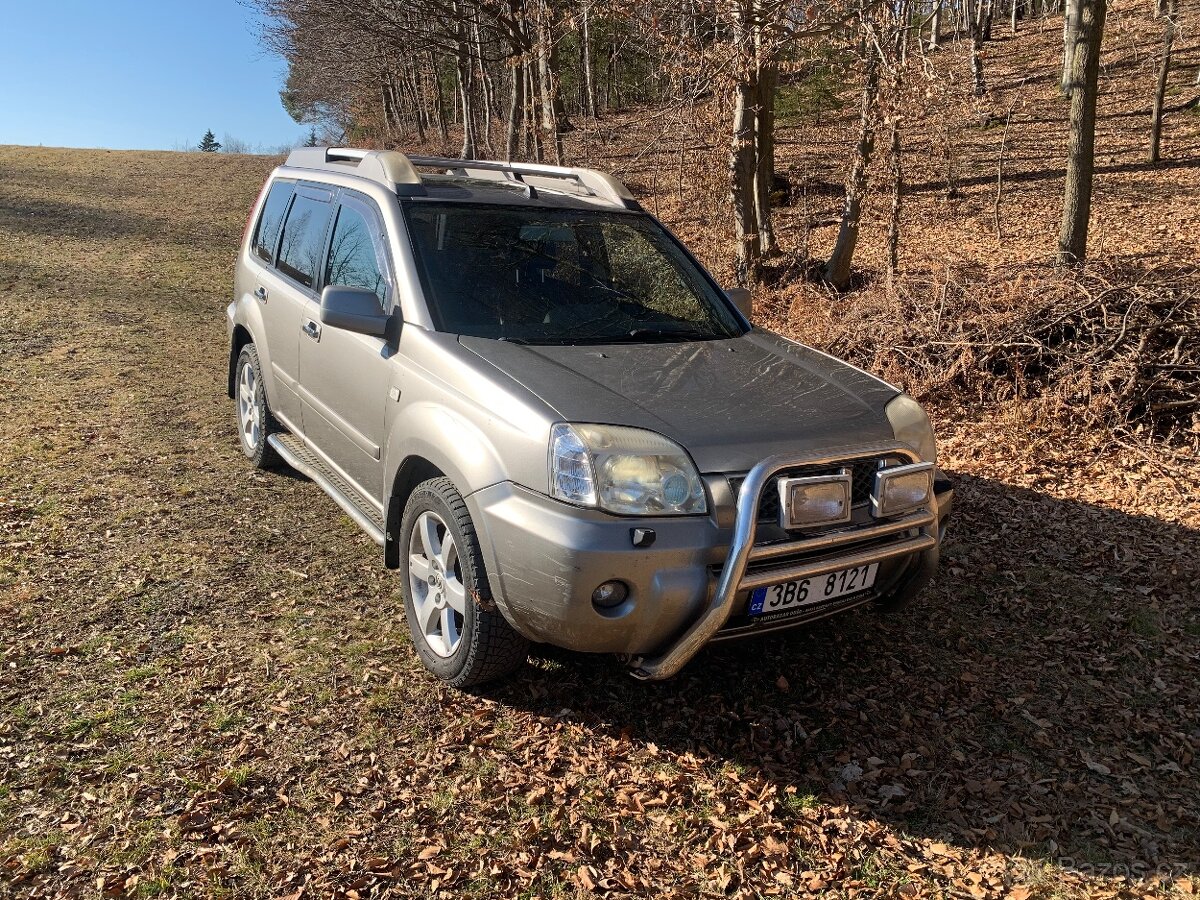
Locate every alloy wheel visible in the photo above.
<box><xmin>407</xmin><ymin>511</ymin><xmax>467</xmax><ymax>657</ymax></box>
<box><xmin>238</xmin><ymin>361</ymin><xmax>262</xmax><ymax>451</ymax></box>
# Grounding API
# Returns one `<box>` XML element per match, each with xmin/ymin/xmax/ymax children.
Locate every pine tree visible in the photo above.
<box><xmin>304</xmin><ymin>127</ymin><xmax>320</xmax><ymax>147</ymax></box>
<box><xmin>198</xmin><ymin>130</ymin><xmax>222</xmax><ymax>152</ymax></box>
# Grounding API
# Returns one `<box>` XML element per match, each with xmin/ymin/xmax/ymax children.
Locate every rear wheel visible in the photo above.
<box><xmin>234</xmin><ymin>343</ymin><xmax>281</xmax><ymax>469</ymax></box>
<box><xmin>400</xmin><ymin>477</ymin><xmax>528</xmax><ymax>687</ymax></box>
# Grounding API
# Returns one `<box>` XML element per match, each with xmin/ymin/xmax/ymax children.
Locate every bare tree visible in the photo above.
<box><xmin>1058</xmin><ymin>0</ymin><xmax>1106</xmax><ymax>263</ymax></box>
<box><xmin>929</xmin><ymin>0</ymin><xmax>943</xmax><ymax>49</ymax></box>
<box><xmin>536</xmin><ymin>0</ymin><xmax>574</xmax><ymax>163</ymax></box>
<box><xmin>966</xmin><ymin>0</ymin><xmax>988</xmax><ymax>95</ymax></box>
<box><xmin>1148</xmin><ymin>0</ymin><xmax>1178</xmax><ymax>163</ymax></box>
<box><xmin>825</xmin><ymin>50</ymin><xmax>880</xmax><ymax>288</ymax></box>
<box><xmin>580</xmin><ymin>0</ymin><xmax>598</xmax><ymax>117</ymax></box>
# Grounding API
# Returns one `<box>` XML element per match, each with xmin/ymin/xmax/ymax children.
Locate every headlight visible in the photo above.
<box><xmin>549</xmin><ymin>423</ymin><xmax>707</xmax><ymax>515</ymax></box>
<box><xmin>885</xmin><ymin>394</ymin><xmax>937</xmax><ymax>464</ymax></box>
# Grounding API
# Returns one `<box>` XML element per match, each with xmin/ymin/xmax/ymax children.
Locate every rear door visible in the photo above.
<box><xmin>245</xmin><ymin>179</ymin><xmax>302</xmax><ymax>425</ymax></box>
<box><xmin>257</xmin><ymin>183</ymin><xmax>335</xmax><ymax>428</ymax></box>
<box><xmin>296</xmin><ymin>190</ymin><xmax>394</xmax><ymax>499</ymax></box>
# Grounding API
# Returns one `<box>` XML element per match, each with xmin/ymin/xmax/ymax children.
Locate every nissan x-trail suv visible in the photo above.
<box><xmin>227</xmin><ymin>147</ymin><xmax>953</xmax><ymax>686</ymax></box>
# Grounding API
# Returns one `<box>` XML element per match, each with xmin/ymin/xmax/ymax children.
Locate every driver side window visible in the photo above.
<box><xmin>325</xmin><ymin>202</ymin><xmax>389</xmax><ymax>308</ymax></box>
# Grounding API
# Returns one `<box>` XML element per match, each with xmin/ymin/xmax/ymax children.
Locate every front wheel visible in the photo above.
<box><xmin>400</xmin><ymin>477</ymin><xmax>528</xmax><ymax>687</ymax></box>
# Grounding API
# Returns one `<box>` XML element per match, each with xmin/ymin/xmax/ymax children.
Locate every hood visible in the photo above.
<box><xmin>460</xmin><ymin>330</ymin><xmax>899</xmax><ymax>473</ymax></box>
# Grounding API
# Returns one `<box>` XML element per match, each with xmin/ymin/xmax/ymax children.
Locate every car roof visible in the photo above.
<box><xmin>280</xmin><ymin>147</ymin><xmax>642</xmax><ymax>212</ymax></box>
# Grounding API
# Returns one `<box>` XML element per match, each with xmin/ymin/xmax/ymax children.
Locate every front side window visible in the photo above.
<box><xmin>402</xmin><ymin>203</ymin><xmax>744</xmax><ymax>344</ymax></box>
<box><xmin>253</xmin><ymin>181</ymin><xmax>293</xmax><ymax>263</ymax></box>
<box><xmin>276</xmin><ymin>194</ymin><xmax>333</xmax><ymax>289</ymax></box>
<box><xmin>325</xmin><ymin>204</ymin><xmax>388</xmax><ymax>306</ymax></box>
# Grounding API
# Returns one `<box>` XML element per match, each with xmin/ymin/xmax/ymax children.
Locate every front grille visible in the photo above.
<box><xmin>728</xmin><ymin>454</ymin><xmax>903</xmax><ymax>528</ymax></box>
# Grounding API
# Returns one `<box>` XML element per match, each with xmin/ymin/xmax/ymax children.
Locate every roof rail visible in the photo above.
<box><xmin>408</xmin><ymin>155</ymin><xmax>640</xmax><ymax>210</ymax></box>
<box><xmin>282</xmin><ymin>148</ymin><xmax>639</xmax><ymax>209</ymax></box>
<box><xmin>283</xmin><ymin>147</ymin><xmax>426</xmax><ymax>195</ymax></box>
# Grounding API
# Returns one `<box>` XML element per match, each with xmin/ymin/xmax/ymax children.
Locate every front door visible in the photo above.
<box><xmin>297</xmin><ymin>192</ymin><xmax>394</xmax><ymax>500</ymax></box>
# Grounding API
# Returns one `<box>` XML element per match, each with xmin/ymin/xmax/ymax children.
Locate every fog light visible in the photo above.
<box><xmin>777</xmin><ymin>473</ymin><xmax>853</xmax><ymax>529</ymax></box>
<box><xmin>872</xmin><ymin>462</ymin><xmax>934</xmax><ymax>518</ymax></box>
<box><xmin>592</xmin><ymin>580</ymin><xmax>629</xmax><ymax>609</ymax></box>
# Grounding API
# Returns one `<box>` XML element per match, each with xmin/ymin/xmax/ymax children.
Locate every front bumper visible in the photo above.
<box><xmin>468</xmin><ymin>441</ymin><xmax>952</xmax><ymax>676</ymax></box>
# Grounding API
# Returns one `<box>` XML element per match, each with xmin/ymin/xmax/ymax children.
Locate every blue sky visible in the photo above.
<box><xmin>0</xmin><ymin>0</ymin><xmax>302</xmax><ymax>151</ymax></box>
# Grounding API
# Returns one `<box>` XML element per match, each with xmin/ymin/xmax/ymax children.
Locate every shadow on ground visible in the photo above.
<box><xmin>493</xmin><ymin>472</ymin><xmax>1200</xmax><ymax>875</ymax></box>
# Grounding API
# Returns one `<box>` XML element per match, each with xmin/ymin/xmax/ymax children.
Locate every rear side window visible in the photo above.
<box><xmin>276</xmin><ymin>194</ymin><xmax>333</xmax><ymax>289</ymax></box>
<box><xmin>253</xmin><ymin>181</ymin><xmax>293</xmax><ymax>263</ymax></box>
<box><xmin>325</xmin><ymin>204</ymin><xmax>388</xmax><ymax>306</ymax></box>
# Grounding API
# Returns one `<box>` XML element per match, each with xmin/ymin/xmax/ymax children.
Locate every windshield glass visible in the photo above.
<box><xmin>402</xmin><ymin>202</ymin><xmax>744</xmax><ymax>344</ymax></box>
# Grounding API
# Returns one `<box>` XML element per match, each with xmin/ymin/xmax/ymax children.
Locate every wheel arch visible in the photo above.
<box><xmin>384</xmin><ymin>455</ymin><xmax>446</xmax><ymax>568</ymax></box>
<box><xmin>381</xmin><ymin>401</ymin><xmax>516</xmax><ymax>568</ymax></box>
<box><xmin>228</xmin><ymin>324</ymin><xmax>255</xmax><ymax>398</ymax></box>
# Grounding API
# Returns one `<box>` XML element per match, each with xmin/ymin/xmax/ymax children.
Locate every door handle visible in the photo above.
<box><xmin>254</xmin><ymin>286</ymin><xmax>268</xmax><ymax>302</ymax></box>
<box><xmin>302</xmin><ymin>320</ymin><xmax>321</xmax><ymax>341</ymax></box>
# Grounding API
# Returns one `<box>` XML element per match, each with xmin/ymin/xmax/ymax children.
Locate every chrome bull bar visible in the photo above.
<box><xmin>627</xmin><ymin>441</ymin><xmax>938</xmax><ymax>681</ymax></box>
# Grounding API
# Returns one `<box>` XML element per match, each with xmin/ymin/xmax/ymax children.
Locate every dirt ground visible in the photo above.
<box><xmin>1</xmin><ymin>11</ymin><xmax>1199</xmax><ymax>898</ymax></box>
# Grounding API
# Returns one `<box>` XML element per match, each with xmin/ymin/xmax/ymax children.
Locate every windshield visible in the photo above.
<box><xmin>402</xmin><ymin>202</ymin><xmax>744</xmax><ymax>344</ymax></box>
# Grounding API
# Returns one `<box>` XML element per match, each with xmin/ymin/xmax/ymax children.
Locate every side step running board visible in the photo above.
<box><xmin>268</xmin><ymin>434</ymin><xmax>386</xmax><ymax>546</ymax></box>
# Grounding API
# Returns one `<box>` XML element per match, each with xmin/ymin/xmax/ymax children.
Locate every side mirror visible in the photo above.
<box><xmin>726</xmin><ymin>287</ymin><xmax>752</xmax><ymax>321</ymax></box>
<box><xmin>319</xmin><ymin>285</ymin><xmax>389</xmax><ymax>337</ymax></box>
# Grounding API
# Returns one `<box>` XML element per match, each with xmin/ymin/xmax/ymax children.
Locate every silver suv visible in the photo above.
<box><xmin>227</xmin><ymin>148</ymin><xmax>953</xmax><ymax>686</ymax></box>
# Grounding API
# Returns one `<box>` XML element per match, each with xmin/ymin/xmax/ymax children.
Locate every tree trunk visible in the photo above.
<box><xmin>413</xmin><ymin>60</ymin><xmax>431</xmax><ymax>134</ymax></box>
<box><xmin>506</xmin><ymin>55</ymin><xmax>525</xmax><ymax>161</ymax></box>
<box><xmin>399</xmin><ymin>70</ymin><xmax>425</xmax><ymax>142</ymax></box>
<box><xmin>1061</xmin><ymin>0</ymin><xmax>1081</xmax><ymax>97</ymax></box>
<box><xmin>886</xmin><ymin>14</ymin><xmax>906</xmax><ymax>281</ymax></box>
<box><xmin>457</xmin><ymin>68</ymin><xmax>476</xmax><ymax>158</ymax></box>
<box><xmin>1147</xmin><ymin>0</ymin><xmax>1176</xmax><ymax>163</ymax></box>
<box><xmin>1011</xmin><ymin>0</ymin><xmax>1019</xmax><ymax>33</ymax></box>
<box><xmin>730</xmin><ymin>73</ymin><xmax>762</xmax><ymax>286</ymax></box>
<box><xmin>887</xmin><ymin>114</ymin><xmax>902</xmax><ymax>279</ymax></box>
<box><xmin>754</xmin><ymin>64</ymin><xmax>778</xmax><ymax>258</ymax></box>
<box><xmin>969</xmin><ymin>0</ymin><xmax>988</xmax><ymax>95</ymax></box>
<box><xmin>430</xmin><ymin>52</ymin><xmax>449</xmax><ymax>141</ymax></box>
<box><xmin>1058</xmin><ymin>0</ymin><xmax>1106</xmax><ymax>263</ymax></box>
<box><xmin>526</xmin><ymin>60</ymin><xmax>544</xmax><ymax>161</ymax></box>
<box><xmin>471</xmin><ymin>11</ymin><xmax>494</xmax><ymax>155</ymax></box>
<box><xmin>581</xmin><ymin>0</ymin><xmax>597</xmax><ymax>117</ymax></box>
<box><xmin>930</xmin><ymin>0</ymin><xmax>942</xmax><ymax>48</ymax></box>
<box><xmin>380</xmin><ymin>76</ymin><xmax>397</xmax><ymax>140</ymax></box>
<box><xmin>453</xmin><ymin>5</ymin><xmax>478</xmax><ymax>160</ymax></box>
<box><xmin>534</xmin><ymin>2</ymin><xmax>573</xmax><ymax>164</ymax></box>
<box><xmin>825</xmin><ymin>56</ymin><xmax>880</xmax><ymax>289</ymax></box>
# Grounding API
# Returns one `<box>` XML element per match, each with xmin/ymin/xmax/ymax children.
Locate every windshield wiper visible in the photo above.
<box><xmin>625</xmin><ymin>328</ymin><xmax>713</xmax><ymax>342</ymax></box>
<box><xmin>556</xmin><ymin>329</ymin><xmax>715</xmax><ymax>345</ymax></box>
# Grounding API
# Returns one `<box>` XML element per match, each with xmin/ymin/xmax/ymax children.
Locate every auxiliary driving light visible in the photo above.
<box><xmin>592</xmin><ymin>580</ymin><xmax>629</xmax><ymax>609</ymax></box>
<box><xmin>777</xmin><ymin>473</ymin><xmax>853</xmax><ymax>529</ymax></box>
<box><xmin>872</xmin><ymin>462</ymin><xmax>934</xmax><ymax>518</ymax></box>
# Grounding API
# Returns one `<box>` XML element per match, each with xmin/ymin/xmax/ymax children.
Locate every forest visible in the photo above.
<box><xmin>258</xmin><ymin>0</ymin><xmax>1198</xmax><ymax>453</ymax></box>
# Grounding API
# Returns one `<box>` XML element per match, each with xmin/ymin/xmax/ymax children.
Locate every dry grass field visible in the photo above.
<box><xmin>2</xmin><ymin>15</ymin><xmax>1199</xmax><ymax>898</ymax></box>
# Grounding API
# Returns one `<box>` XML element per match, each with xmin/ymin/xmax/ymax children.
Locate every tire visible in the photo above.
<box><xmin>872</xmin><ymin>547</ymin><xmax>939</xmax><ymax>613</ymax></box>
<box><xmin>234</xmin><ymin>343</ymin><xmax>281</xmax><ymax>469</ymax></box>
<box><xmin>400</xmin><ymin>477</ymin><xmax>528</xmax><ymax>687</ymax></box>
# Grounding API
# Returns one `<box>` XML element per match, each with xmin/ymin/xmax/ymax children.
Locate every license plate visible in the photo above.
<box><xmin>749</xmin><ymin>563</ymin><xmax>879</xmax><ymax>617</ymax></box>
